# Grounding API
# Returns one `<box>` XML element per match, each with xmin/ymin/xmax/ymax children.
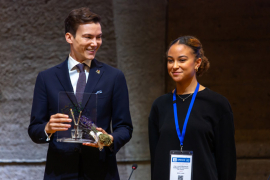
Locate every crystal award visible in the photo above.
<box><xmin>57</xmin><ymin>92</ymin><xmax>97</xmax><ymax>143</ymax></box>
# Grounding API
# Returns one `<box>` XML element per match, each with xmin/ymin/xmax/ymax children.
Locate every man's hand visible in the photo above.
<box><xmin>82</xmin><ymin>127</ymin><xmax>113</xmax><ymax>148</ymax></box>
<box><xmin>45</xmin><ymin>113</ymin><xmax>72</xmax><ymax>134</ymax></box>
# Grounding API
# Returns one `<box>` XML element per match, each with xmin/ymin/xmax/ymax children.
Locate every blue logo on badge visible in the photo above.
<box><xmin>172</xmin><ymin>158</ymin><xmax>190</xmax><ymax>163</ymax></box>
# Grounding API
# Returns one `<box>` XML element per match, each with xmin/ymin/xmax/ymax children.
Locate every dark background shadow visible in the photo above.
<box><xmin>166</xmin><ymin>0</ymin><xmax>270</xmax><ymax>179</ymax></box>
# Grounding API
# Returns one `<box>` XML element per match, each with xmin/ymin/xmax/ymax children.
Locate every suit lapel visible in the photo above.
<box><xmin>55</xmin><ymin>58</ymin><xmax>78</xmax><ymax>108</ymax></box>
<box><xmin>81</xmin><ymin>59</ymin><xmax>104</xmax><ymax>110</ymax></box>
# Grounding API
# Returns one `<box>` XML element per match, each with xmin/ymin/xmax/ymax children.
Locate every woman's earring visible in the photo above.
<box><xmin>195</xmin><ymin>67</ymin><xmax>198</xmax><ymax>72</ymax></box>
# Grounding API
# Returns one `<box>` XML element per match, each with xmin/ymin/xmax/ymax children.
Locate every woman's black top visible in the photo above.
<box><xmin>148</xmin><ymin>88</ymin><xmax>236</xmax><ymax>180</ymax></box>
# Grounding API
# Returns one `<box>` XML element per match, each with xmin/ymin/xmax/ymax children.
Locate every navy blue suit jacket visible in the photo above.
<box><xmin>28</xmin><ymin>58</ymin><xmax>133</xmax><ymax>180</ymax></box>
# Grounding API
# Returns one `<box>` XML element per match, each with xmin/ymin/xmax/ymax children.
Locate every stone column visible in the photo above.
<box><xmin>113</xmin><ymin>0</ymin><xmax>167</xmax><ymax>179</ymax></box>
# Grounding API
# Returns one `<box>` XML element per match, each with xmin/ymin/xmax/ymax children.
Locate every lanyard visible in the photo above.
<box><xmin>173</xmin><ymin>83</ymin><xmax>200</xmax><ymax>150</ymax></box>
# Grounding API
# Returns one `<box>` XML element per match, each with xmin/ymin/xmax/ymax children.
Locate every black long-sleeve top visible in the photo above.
<box><xmin>148</xmin><ymin>88</ymin><xmax>236</xmax><ymax>180</ymax></box>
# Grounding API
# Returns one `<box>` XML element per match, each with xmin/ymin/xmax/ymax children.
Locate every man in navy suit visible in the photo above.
<box><xmin>28</xmin><ymin>7</ymin><xmax>133</xmax><ymax>180</ymax></box>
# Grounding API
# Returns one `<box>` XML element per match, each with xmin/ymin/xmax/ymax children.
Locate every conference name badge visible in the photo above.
<box><xmin>169</xmin><ymin>150</ymin><xmax>193</xmax><ymax>180</ymax></box>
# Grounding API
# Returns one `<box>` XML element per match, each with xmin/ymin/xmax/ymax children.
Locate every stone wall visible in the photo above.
<box><xmin>167</xmin><ymin>0</ymin><xmax>270</xmax><ymax>179</ymax></box>
<box><xmin>0</xmin><ymin>0</ymin><xmax>166</xmax><ymax>179</ymax></box>
<box><xmin>0</xmin><ymin>0</ymin><xmax>118</xmax><ymax>162</ymax></box>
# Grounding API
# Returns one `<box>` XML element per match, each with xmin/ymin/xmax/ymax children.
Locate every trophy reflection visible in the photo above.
<box><xmin>70</xmin><ymin>109</ymin><xmax>82</xmax><ymax>140</ymax></box>
<box><xmin>71</xmin><ymin>126</ymin><xmax>82</xmax><ymax>139</ymax></box>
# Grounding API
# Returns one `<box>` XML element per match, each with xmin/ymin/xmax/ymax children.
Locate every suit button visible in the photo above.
<box><xmin>74</xmin><ymin>147</ymin><xmax>80</xmax><ymax>152</ymax></box>
<box><xmin>39</xmin><ymin>138</ymin><xmax>43</xmax><ymax>141</ymax></box>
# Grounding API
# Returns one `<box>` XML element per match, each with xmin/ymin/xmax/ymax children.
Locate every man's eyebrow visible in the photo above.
<box><xmin>82</xmin><ymin>33</ymin><xmax>102</xmax><ymax>36</ymax></box>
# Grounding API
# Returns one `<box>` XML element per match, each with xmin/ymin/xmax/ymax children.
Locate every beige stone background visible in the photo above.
<box><xmin>0</xmin><ymin>0</ymin><xmax>269</xmax><ymax>179</ymax></box>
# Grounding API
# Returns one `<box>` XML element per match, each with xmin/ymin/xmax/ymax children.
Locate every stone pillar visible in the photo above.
<box><xmin>113</xmin><ymin>1</ymin><xmax>166</xmax><ymax>179</ymax></box>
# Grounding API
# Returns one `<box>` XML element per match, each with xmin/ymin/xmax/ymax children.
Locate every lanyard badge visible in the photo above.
<box><xmin>169</xmin><ymin>83</ymin><xmax>199</xmax><ymax>180</ymax></box>
<box><xmin>170</xmin><ymin>150</ymin><xmax>193</xmax><ymax>180</ymax></box>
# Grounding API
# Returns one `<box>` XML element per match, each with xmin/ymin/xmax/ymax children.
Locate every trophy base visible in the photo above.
<box><xmin>57</xmin><ymin>138</ymin><xmax>96</xmax><ymax>143</ymax></box>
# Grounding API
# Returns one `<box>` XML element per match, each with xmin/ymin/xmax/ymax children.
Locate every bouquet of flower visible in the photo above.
<box><xmin>79</xmin><ymin>115</ymin><xmax>112</xmax><ymax>151</ymax></box>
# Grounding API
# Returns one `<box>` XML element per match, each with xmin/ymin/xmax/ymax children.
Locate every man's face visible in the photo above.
<box><xmin>66</xmin><ymin>23</ymin><xmax>102</xmax><ymax>62</ymax></box>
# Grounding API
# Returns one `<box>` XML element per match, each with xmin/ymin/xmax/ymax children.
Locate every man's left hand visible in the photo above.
<box><xmin>82</xmin><ymin>127</ymin><xmax>113</xmax><ymax>147</ymax></box>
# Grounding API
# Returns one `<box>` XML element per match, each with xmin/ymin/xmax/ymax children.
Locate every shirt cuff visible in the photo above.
<box><xmin>44</xmin><ymin>128</ymin><xmax>52</xmax><ymax>141</ymax></box>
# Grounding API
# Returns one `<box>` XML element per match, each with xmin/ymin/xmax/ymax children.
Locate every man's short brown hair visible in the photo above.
<box><xmin>65</xmin><ymin>7</ymin><xmax>101</xmax><ymax>37</ymax></box>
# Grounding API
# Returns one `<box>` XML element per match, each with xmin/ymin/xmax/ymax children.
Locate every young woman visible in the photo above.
<box><xmin>148</xmin><ymin>36</ymin><xmax>236</xmax><ymax>180</ymax></box>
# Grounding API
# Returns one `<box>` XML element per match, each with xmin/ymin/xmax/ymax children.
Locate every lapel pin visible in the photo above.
<box><xmin>96</xmin><ymin>70</ymin><xmax>100</xmax><ymax>74</ymax></box>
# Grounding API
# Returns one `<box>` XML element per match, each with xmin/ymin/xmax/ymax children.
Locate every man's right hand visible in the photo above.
<box><xmin>45</xmin><ymin>113</ymin><xmax>72</xmax><ymax>134</ymax></box>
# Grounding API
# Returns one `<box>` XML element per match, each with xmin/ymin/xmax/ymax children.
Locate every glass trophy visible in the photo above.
<box><xmin>57</xmin><ymin>92</ymin><xmax>97</xmax><ymax>143</ymax></box>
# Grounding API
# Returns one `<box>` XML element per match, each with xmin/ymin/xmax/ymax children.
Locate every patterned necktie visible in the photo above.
<box><xmin>75</xmin><ymin>63</ymin><xmax>86</xmax><ymax>105</ymax></box>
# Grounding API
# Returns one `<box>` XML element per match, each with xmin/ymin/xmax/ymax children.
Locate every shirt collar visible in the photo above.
<box><xmin>68</xmin><ymin>55</ymin><xmax>92</xmax><ymax>71</ymax></box>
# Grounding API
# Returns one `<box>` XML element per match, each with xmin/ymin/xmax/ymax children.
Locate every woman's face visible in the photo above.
<box><xmin>167</xmin><ymin>44</ymin><xmax>200</xmax><ymax>83</ymax></box>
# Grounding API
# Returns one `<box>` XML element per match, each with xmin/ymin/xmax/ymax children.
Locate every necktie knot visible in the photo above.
<box><xmin>76</xmin><ymin>63</ymin><xmax>85</xmax><ymax>73</ymax></box>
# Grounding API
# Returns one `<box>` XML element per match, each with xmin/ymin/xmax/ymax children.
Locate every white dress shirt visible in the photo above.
<box><xmin>68</xmin><ymin>55</ymin><xmax>92</xmax><ymax>93</ymax></box>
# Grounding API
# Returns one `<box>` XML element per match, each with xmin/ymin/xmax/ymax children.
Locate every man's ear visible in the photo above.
<box><xmin>65</xmin><ymin>32</ymin><xmax>74</xmax><ymax>44</ymax></box>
